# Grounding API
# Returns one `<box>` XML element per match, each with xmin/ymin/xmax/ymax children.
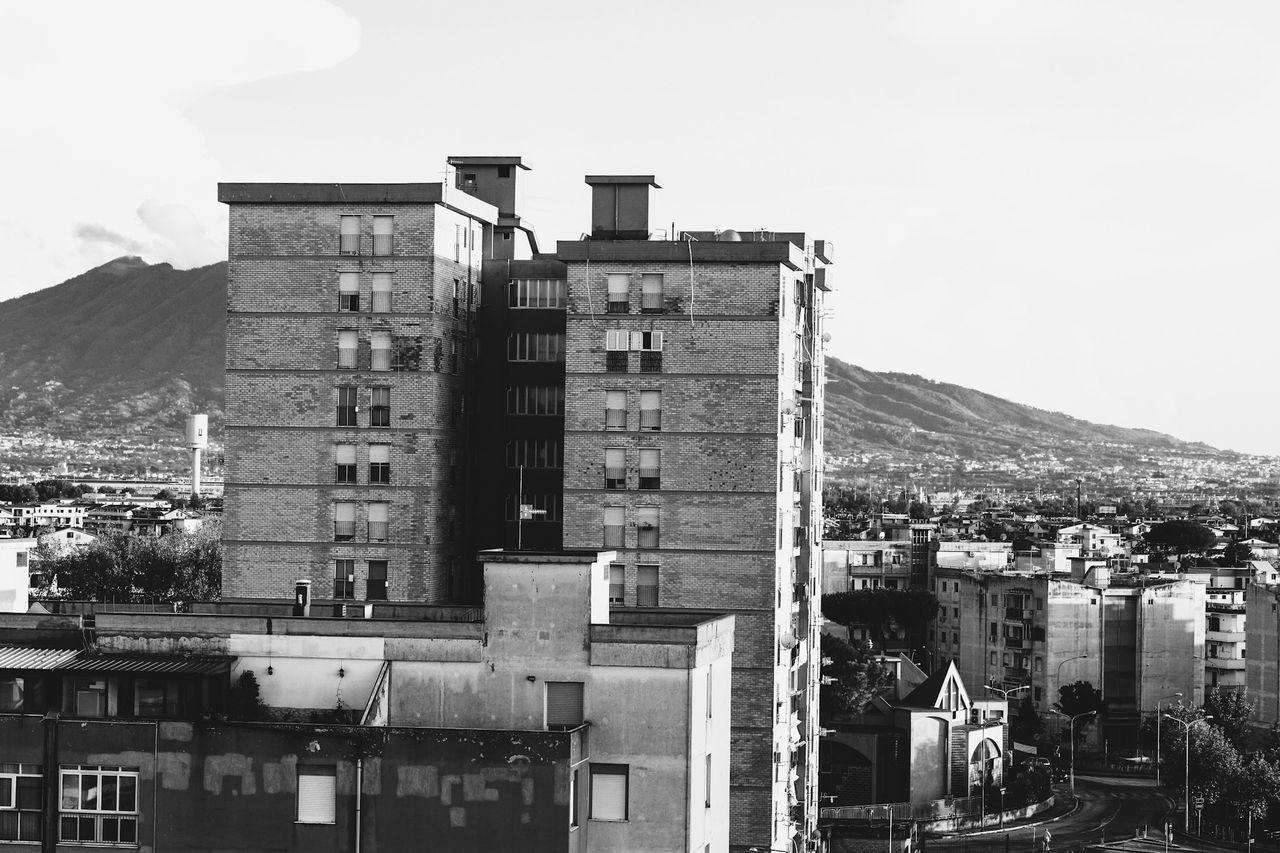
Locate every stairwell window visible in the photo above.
<box><xmin>639</xmin><ymin>391</ymin><xmax>661</xmax><ymax>430</ymax></box>
<box><xmin>334</xmin><ymin>502</ymin><xmax>356</xmax><ymax>541</ymax></box>
<box><xmin>370</xmin><ymin>388</ymin><xmax>390</xmax><ymax>427</ymax></box>
<box><xmin>368</xmin><ymin>502</ymin><xmax>389</xmax><ymax>542</ymax></box>
<box><xmin>334</xmin><ymin>559</ymin><xmax>355</xmax><ymax>599</ymax></box>
<box><xmin>604</xmin><ymin>448</ymin><xmax>625</xmax><ymax>489</ymax></box>
<box><xmin>334</xmin><ymin>443</ymin><xmax>356</xmax><ymax>484</ymax></box>
<box><xmin>367</xmin><ymin>560</ymin><xmax>388</xmax><ymax>600</ymax></box>
<box><xmin>507</xmin><ymin>385</ymin><xmax>564</xmax><ymax>416</ymax></box>
<box><xmin>605</xmin><ymin>390</ymin><xmax>627</xmax><ymax>429</ymax></box>
<box><xmin>641</xmin><ymin>274</ymin><xmax>663</xmax><ymax>313</ymax></box>
<box><xmin>637</xmin><ymin>507</ymin><xmax>659</xmax><ymax>549</ymax></box>
<box><xmin>337</xmin><ymin>330</ymin><xmax>358</xmax><ymax>369</ymax></box>
<box><xmin>508</xmin><ymin>332</ymin><xmax>565</xmax><ymax>362</ymax></box>
<box><xmin>636</xmin><ymin>565</ymin><xmax>658</xmax><ymax>606</ymax></box>
<box><xmin>370</xmin><ymin>331</ymin><xmax>391</xmax><ymax>371</ymax></box>
<box><xmin>509</xmin><ymin>278</ymin><xmax>567</xmax><ymax>308</ymax></box>
<box><xmin>603</xmin><ymin>506</ymin><xmax>624</xmax><ymax>548</ymax></box>
<box><xmin>369</xmin><ymin>444</ymin><xmax>390</xmax><ymax>484</ymax></box>
<box><xmin>371</xmin><ymin>272</ymin><xmax>392</xmax><ymax>313</ymax></box>
<box><xmin>336</xmin><ymin>386</ymin><xmax>357</xmax><ymax>426</ymax></box>
<box><xmin>339</xmin><ymin>215</ymin><xmax>360</xmax><ymax>254</ymax></box>
<box><xmin>638</xmin><ymin>449</ymin><xmax>660</xmax><ymax>490</ymax></box>
<box><xmin>372</xmin><ymin>216</ymin><xmax>394</xmax><ymax>256</ymax></box>
<box><xmin>607</xmin><ymin>274</ymin><xmax>629</xmax><ymax>313</ymax></box>
<box><xmin>608</xmin><ymin>564</ymin><xmax>624</xmax><ymax>604</ymax></box>
<box><xmin>339</xmin><ymin>272</ymin><xmax>360</xmax><ymax>312</ymax></box>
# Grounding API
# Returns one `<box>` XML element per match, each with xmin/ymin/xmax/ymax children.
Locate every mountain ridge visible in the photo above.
<box><xmin>0</xmin><ymin>257</ymin><xmax>1257</xmax><ymax>478</ymax></box>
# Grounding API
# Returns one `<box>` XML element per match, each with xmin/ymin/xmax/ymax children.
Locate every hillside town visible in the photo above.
<box><xmin>0</xmin><ymin>155</ymin><xmax>1277</xmax><ymax>853</ymax></box>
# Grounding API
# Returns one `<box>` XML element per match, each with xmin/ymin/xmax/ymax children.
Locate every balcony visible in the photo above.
<box><xmin>603</xmin><ymin>526</ymin><xmax>624</xmax><ymax>548</ymax></box>
<box><xmin>605</xmin><ymin>408</ymin><xmax>626</xmax><ymax>429</ymax></box>
<box><xmin>1004</xmin><ymin>607</ymin><xmax>1033</xmax><ymax>621</ymax></box>
<box><xmin>639</xmin><ymin>409</ymin><xmax>661</xmax><ymax>430</ymax></box>
<box><xmin>1206</xmin><ymin>658</ymin><xmax>1246</xmax><ymax>671</ymax></box>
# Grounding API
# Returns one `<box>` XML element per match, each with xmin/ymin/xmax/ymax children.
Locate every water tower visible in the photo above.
<box><xmin>185</xmin><ymin>414</ymin><xmax>208</xmax><ymax>497</ymax></box>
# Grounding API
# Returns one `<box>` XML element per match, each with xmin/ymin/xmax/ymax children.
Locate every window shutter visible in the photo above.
<box><xmin>296</xmin><ymin>767</ymin><xmax>336</xmax><ymax>823</ymax></box>
<box><xmin>590</xmin><ymin>766</ymin><xmax>627</xmax><ymax>820</ymax></box>
<box><xmin>630</xmin><ymin>331</ymin><xmax>644</xmax><ymax>351</ymax></box>
<box><xmin>335</xmin><ymin>502</ymin><xmax>356</xmax><ymax>523</ymax></box>
<box><xmin>339</xmin><ymin>272</ymin><xmax>358</xmax><ymax>293</ymax></box>
<box><xmin>335</xmin><ymin>444</ymin><xmax>356</xmax><ymax>465</ymax></box>
<box><xmin>369</xmin><ymin>502</ymin><xmax>389</xmax><ymax>523</ymax></box>
<box><xmin>546</xmin><ymin>681</ymin><xmax>584</xmax><ymax>728</ymax></box>
<box><xmin>369</xmin><ymin>444</ymin><xmax>389</xmax><ymax>464</ymax></box>
<box><xmin>649</xmin><ymin>331</ymin><xmax>664</xmax><ymax>351</ymax></box>
<box><xmin>374</xmin><ymin>216</ymin><xmax>393</xmax><ymax>236</ymax></box>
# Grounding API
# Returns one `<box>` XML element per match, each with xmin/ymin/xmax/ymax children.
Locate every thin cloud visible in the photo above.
<box><xmin>73</xmin><ymin>223</ymin><xmax>145</xmax><ymax>254</ymax></box>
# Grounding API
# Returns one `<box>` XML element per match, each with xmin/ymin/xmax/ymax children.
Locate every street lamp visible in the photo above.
<box><xmin>1163</xmin><ymin>714</ymin><xmax>1212</xmax><ymax>834</ymax></box>
<box><xmin>1050</xmin><ymin>709</ymin><xmax>1096</xmax><ymax>793</ymax></box>
<box><xmin>986</xmin><ymin>683</ymin><xmax>1029</xmax><ymax>777</ymax></box>
<box><xmin>1052</xmin><ymin>655</ymin><xmax>1089</xmax><ymax>741</ymax></box>
<box><xmin>1154</xmin><ymin>693</ymin><xmax>1182</xmax><ymax>785</ymax></box>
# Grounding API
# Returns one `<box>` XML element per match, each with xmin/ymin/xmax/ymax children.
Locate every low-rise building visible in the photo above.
<box><xmin>935</xmin><ymin>542</ymin><xmax>1011</xmax><ymax>572</ymax></box>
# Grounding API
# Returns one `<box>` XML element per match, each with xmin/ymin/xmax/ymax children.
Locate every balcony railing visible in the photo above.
<box><xmin>640</xmin><ymin>292</ymin><xmax>664</xmax><ymax>313</ymax></box>
<box><xmin>603</xmin><ymin>526</ymin><xmax>624</xmax><ymax>547</ymax></box>
<box><xmin>337</xmin><ymin>348</ymin><xmax>357</xmax><ymax>369</ymax></box>
<box><xmin>605</xmin><ymin>408</ymin><xmax>626</xmax><ymax>428</ymax></box>
<box><xmin>334</xmin><ymin>521</ymin><xmax>355</xmax><ymax>541</ymax></box>
<box><xmin>371</xmin><ymin>348</ymin><xmax>391</xmax><ymax>371</ymax></box>
<box><xmin>60</xmin><ymin>814</ymin><xmax>137</xmax><ymax>844</ymax></box>
<box><xmin>639</xmin><ymin>409</ymin><xmax>661</xmax><ymax>430</ymax></box>
<box><xmin>339</xmin><ymin>235</ymin><xmax>360</xmax><ymax>255</ymax></box>
<box><xmin>372</xmin><ymin>234</ymin><xmax>394</xmax><ymax>256</ymax></box>
<box><xmin>368</xmin><ymin>522</ymin><xmax>389</xmax><ymax>542</ymax></box>
<box><xmin>604</xmin><ymin>469</ymin><xmax>626</xmax><ymax>489</ymax></box>
<box><xmin>372</xmin><ymin>291</ymin><xmax>392</xmax><ymax>313</ymax></box>
<box><xmin>637</xmin><ymin>525</ymin><xmax>659</xmax><ymax>549</ymax></box>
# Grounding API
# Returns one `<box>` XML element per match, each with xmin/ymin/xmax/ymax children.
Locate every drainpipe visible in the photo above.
<box><xmin>354</xmin><ymin>757</ymin><xmax>363</xmax><ymax>853</ymax></box>
<box><xmin>42</xmin><ymin>711</ymin><xmax>58</xmax><ymax>853</ymax></box>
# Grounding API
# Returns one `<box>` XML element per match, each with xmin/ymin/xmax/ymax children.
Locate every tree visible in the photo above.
<box><xmin>1204</xmin><ymin>687</ymin><xmax>1256</xmax><ymax>752</ymax></box>
<box><xmin>1011</xmin><ymin>696</ymin><xmax>1043</xmax><ymax>745</ymax></box>
<box><xmin>35</xmin><ymin>521</ymin><xmax>221</xmax><ymax>602</ymax></box>
<box><xmin>1145</xmin><ymin>520</ymin><xmax>1217</xmax><ymax>558</ymax></box>
<box><xmin>227</xmin><ymin>670</ymin><xmax>265</xmax><ymax>721</ymax></box>
<box><xmin>1221</xmin><ymin>542</ymin><xmax>1256</xmax><ymax>567</ymax></box>
<box><xmin>819</xmin><ymin>633</ymin><xmax>894</xmax><ymax>719</ymax></box>
<box><xmin>822</xmin><ymin>589</ymin><xmax>940</xmax><ymax>649</ymax></box>
<box><xmin>1056</xmin><ymin>681</ymin><xmax>1105</xmax><ymax>740</ymax></box>
<box><xmin>1228</xmin><ymin>754</ymin><xmax>1280</xmax><ymax>824</ymax></box>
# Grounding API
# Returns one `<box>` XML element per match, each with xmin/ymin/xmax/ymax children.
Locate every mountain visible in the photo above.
<box><xmin>0</xmin><ymin>257</ymin><xmax>226</xmax><ymax>471</ymax></box>
<box><xmin>0</xmin><ymin>257</ymin><xmax>1255</xmax><ymax>482</ymax></box>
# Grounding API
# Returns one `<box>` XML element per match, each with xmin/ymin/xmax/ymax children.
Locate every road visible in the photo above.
<box><xmin>925</xmin><ymin>775</ymin><xmax>1179</xmax><ymax>853</ymax></box>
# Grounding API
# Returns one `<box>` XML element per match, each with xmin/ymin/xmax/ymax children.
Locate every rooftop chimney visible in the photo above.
<box><xmin>585</xmin><ymin>175</ymin><xmax>660</xmax><ymax>240</ymax></box>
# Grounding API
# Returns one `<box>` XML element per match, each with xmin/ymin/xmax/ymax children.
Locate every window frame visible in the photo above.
<box><xmin>296</xmin><ymin>765</ymin><xmax>337</xmax><ymax>825</ymax></box>
<box><xmin>58</xmin><ymin>765</ymin><xmax>138</xmax><ymax>845</ymax></box>
<box><xmin>589</xmin><ymin>763</ymin><xmax>629</xmax><ymax>821</ymax></box>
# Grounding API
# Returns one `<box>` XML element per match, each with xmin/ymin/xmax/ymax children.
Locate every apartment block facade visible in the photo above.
<box><xmin>218</xmin><ymin>183</ymin><xmax>496</xmax><ymax>604</ymax></box>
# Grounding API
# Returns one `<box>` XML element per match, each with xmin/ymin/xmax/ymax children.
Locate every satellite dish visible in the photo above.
<box><xmin>717</xmin><ymin>229</ymin><xmax>742</xmax><ymax>242</ymax></box>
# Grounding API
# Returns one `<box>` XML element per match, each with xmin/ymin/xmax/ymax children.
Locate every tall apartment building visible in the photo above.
<box><xmin>220</xmin><ymin>162</ymin><xmax>834</xmax><ymax>852</ymax></box>
<box><xmin>218</xmin><ymin>182</ymin><xmax>496</xmax><ymax>603</ymax></box>
<box><xmin>933</xmin><ymin>565</ymin><xmax>1204</xmax><ymax>742</ymax></box>
<box><xmin>556</xmin><ymin>179</ymin><xmax>832</xmax><ymax>850</ymax></box>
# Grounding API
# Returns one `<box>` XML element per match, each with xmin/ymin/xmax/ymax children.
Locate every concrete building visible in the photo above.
<box><xmin>217</xmin><ymin>181</ymin><xmax>497</xmax><ymax>604</ymax></box>
<box><xmin>0</xmin><ymin>537</ymin><xmax>34</xmax><ymax>613</ymax></box>
<box><xmin>0</xmin><ymin>550</ymin><xmax>734</xmax><ymax>852</ymax></box>
<box><xmin>822</xmin><ymin>540</ymin><xmax>912</xmax><ymax>594</ymax></box>
<box><xmin>1247</xmin><ymin>581</ymin><xmax>1280</xmax><ymax>731</ymax></box>
<box><xmin>935</xmin><ymin>541</ymin><xmax>1011</xmax><ymax>572</ymax></box>
<box><xmin>933</xmin><ymin>566</ymin><xmax>1204</xmax><ymax>743</ymax></box>
<box><xmin>556</xmin><ymin>181</ymin><xmax>832</xmax><ymax>850</ymax></box>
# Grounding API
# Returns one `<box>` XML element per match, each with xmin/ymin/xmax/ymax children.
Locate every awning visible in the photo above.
<box><xmin>0</xmin><ymin>645</ymin><xmax>81</xmax><ymax>670</ymax></box>
<box><xmin>55</xmin><ymin>655</ymin><xmax>231</xmax><ymax>676</ymax></box>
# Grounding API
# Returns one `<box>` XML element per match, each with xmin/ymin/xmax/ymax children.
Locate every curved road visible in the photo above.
<box><xmin>926</xmin><ymin>775</ymin><xmax>1180</xmax><ymax>853</ymax></box>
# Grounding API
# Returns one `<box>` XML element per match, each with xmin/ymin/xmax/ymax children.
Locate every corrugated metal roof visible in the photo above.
<box><xmin>56</xmin><ymin>655</ymin><xmax>230</xmax><ymax>676</ymax></box>
<box><xmin>0</xmin><ymin>645</ymin><xmax>82</xmax><ymax>670</ymax></box>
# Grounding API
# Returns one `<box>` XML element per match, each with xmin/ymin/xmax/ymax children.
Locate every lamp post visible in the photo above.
<box><xmin>1053</xmin><ymin>655</ymin><xmax>1089</xmax><ymax>741</ymax></box>
<box><xmin>986</xmin><ymin>683</ymin><xmax>1028</xmax><ymax>778</ymax></box>
<box><xmin>1154</xmin><ymin>693</ymin><xmax>1182</xmax><ymax>785</ymax></box>
<box><xmin>1163</xmin><ymin>714</ymin><xmax>1212</xmax><ymax>834</ymax></box>
<box><xmin>1050</xmin><ymin>709</ymin><xmax>1096</xmax><ymax>793</ymax></box>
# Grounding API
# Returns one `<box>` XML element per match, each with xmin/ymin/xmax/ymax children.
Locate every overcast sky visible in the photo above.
<box><xmin>4</xmin><ymin>1</ymin><xmax>1279</xmax><ymax>455</ymax></box>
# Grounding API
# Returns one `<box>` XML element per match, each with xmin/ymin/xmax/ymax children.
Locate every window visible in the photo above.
<box><xmin>637</xmin><ymin>507</ymin><xmax>659</xmax><ymax>549</ymax></box>
<box><xmin>334</xmin><ymin>502</ymin><xmax>356</xmax><ymax>541</ymax></box>
<box><xmin>339</xmin><ymin>272</ymin><xmax>359</xmax><ymax>312</ymax></box>
<box><xmin>639</xmin><ymin>449</ymin><xmax>660</xmax><ymax>490</ymax></box>
<box><xmin>509</xmin><ymin>278</ymin><xmax>567</xmax><ymax>308</ymax></box>
<box><xmin>605</xmin><ymin>390</ymin><xmax>627</xmax><ymax>429</ymax></box>
<box><xmin>508</xmin><ymin>333</ymin><xmax>565</xmax><ymax>362</ymax></box>
<box><xmin>368</xmin><ymin>502</ymin><xmax>389</xmax><ymax>542</ymax></box>
<box><xmin>639</xmin><ymin>390</ymin><xmax>661</xmax><ymax>430</ymax></box>
<box><xmin>371</xmin><ymin>272</ymin><xmax>392</xmax><ymax>313</ymax></box>
<box><xmin>451</xmin><ymin>278</ymin><xmax>461</xmax><ymax>317</ymax></box>
<box><xmin>334</xmin><ymin>559</ymin><xmax>355</xmax><ymax>599</ymax></box>
<box><xmin>636</xmin><ymin>565</ymin><xmax>658</xmax><ymax>606</ymax></box>
<box><xmin>571</xmin><ymin>768</ymin><xmax>580</xmax><ymax>829</ymax></box>
<box><xmin>372</xmin><ymin>215</ymin><xmax>393</xmax><ymax>256</ymax></box>
<box><xmin>0</xmin><ymin>677</ymin><xmax>24</xmax><ymax>712</ymax></box>
<box><xmin>68</xmin><ymin>677</ymin><xmax>107</xmax><ymax>717</ymax></box>
<box><xmin>336</xmin><ymin>386</ymin><xmax>357</xmax><ymax>426</ymax></box>
<box><xmin>134</xmin><ymin>677</ymin><xmax>178</xmax><ymax>717</ymax></box>
<box><xmin>59</xmin><ymin>766</ymin><xmax>138</xmax><ymax>844</ymax></box>
<box><xmin>641</xmin><ymin>273</ymin><xmax>664</xmax><ymax>313</ymax></box>
<box><xmin>371</xmin><ymin>331</ymin><xmax>391</xmax><ymax>370</ymax></box>
<box><xmin>339</xmin><ymin>215</ymin><xmax>359</xmax><ymax>254</ymax></box>
<box><xmin>507</xmin><ymin>386</ymin><xmax>564</xmax><ymax>416</ymax></box>
<box><xmin>604</xmin><ymin>506</ymin><xmax>624</xmax><ymax>548</ymax></box>
<box><xmin>370</xmin><ymin>387</ymin><xmax>390</xmax><ymax>427</ymax></box>
<box><xmin>507</xmin><ymin>439</ymin><xmax>562</xmax><ymax>469</ymax></box>
<box><xmin>0</xmin><ymin>763</ymin><xmax>42</xmax><ymax>842</ymax></box>
<box><xmin>348</xmin><ymin>561</ymin><xmax>379</xmax><ymax>605</ymax></box>
<box><xmin>335</xmin><ymin>443</ymin><xmax>356</xmax><ymax>484</ymax></box>
<box><xmin>606</xmin><ymin>351</ymin><xmax>628</xmax><ymax>372</ymax></box>
<box><xmin>991</xmin><ymin>594</ymin><xmax>999</xmax><ymax>606</ymax></box>
<box><xmin>640</xmin><ymin>352</ymin><xmax>662</xmax><ymax>373</ymax></box>
<box><xmin>296</xmin><ymin>766</ymin><xmax>336</xmax><ymax>824</ymax></box>
<box><xmin>369</xmin><ymin>444</ymin><xmax>390</xmax><ymax>484</ymax></box>
<box><xmin>609</xmin><ymin>564</ymin><xmax>624</xmax><ymax>605</ymax></box>
<box><xmin>546</xmin><ymin>681</ymin><xmax>584</xmax><ymax>730</ymax></box>
<box><xmin>337</xmin><ymin>330</ymin><xmax>357</xmax><ymax>369</ymax></box>
<box><xmin>990</xmin><ymin>652</ymin><xmax>997</xmax><ymax>665</ymax></box>
<box><xmin>607</xmin><ymin>274</ymin><xmax>629</xmax><ymax>313</ymax></box>
<box><xmin>605</xmin><ymin>448</ymin><xmax>625</xmax><ymax>489</ymax></box>
<box><xmin>590</xmin><ymin>764</ymin><xmax>628</xmax><ymax>821</ymax></box>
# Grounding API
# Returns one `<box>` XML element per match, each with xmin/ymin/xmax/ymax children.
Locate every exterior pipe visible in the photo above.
<box><xmin>355</xmin><ymin>757</ymin><xmax>363</xmax><ymax>853</ymax></box>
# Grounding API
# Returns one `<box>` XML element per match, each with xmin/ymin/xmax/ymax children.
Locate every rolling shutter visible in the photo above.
<box><xmin>296</xmin><ymin>767</ymin><xmax>336</xmax><ymax>824</ymax></box>
<box><xmin>546</xmin><ymin>681</ymin><xmax>584</xmax><ymax>729</ymax></box>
